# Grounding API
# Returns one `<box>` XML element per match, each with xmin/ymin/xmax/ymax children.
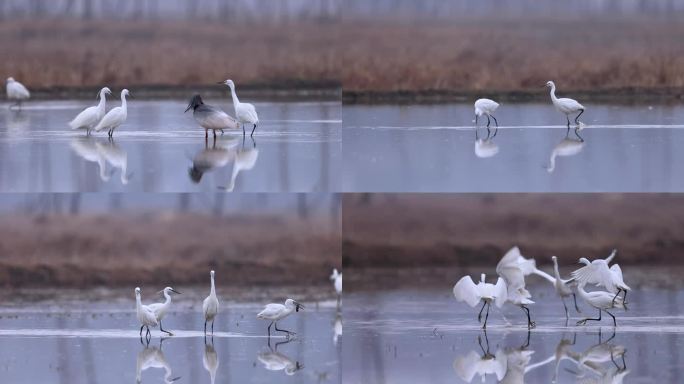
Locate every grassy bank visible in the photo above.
<box><xmin>343</xmin><ymin>194</ymin><xmax>684</xmax><ymax>268</ymax></box>
<box><xmin>0</xmin><ymin>212</ymin><xmax>340</xmax><ymax>288</ymax></box>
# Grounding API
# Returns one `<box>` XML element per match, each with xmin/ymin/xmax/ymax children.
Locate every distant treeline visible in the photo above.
<box><xmin>0</xmin><ymin>0</ymin><xmax>338</xmax><ymax>22</ymax></box>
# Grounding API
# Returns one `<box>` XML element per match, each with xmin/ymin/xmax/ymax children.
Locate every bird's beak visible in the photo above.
<box><xmin>217</xmin><ymin>81</ymin><xmax>225</xmax><ymax>85</ymax></box>
<box><xmin>184</xmin><ymin>105</ymin><xmax>192</xmax><ymax>113</ymax></box>
<box><xmin>295</xmin><ymin>302</ymin><xmax>304</xmax><ymax>312</ymax></box>
<box><xmin>171</xmin><ymin>289</ymin><xmax>181</xmax><ymax>295</ymax></box>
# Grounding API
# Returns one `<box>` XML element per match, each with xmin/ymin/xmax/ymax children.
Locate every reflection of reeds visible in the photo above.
<box><xmin>0</xmin><ymin>20</ymin><xmax>338</xmax><ymax>88</ymax></box>
<box><xmin>342</xmin><ymin>18</ymin><xmax>684</xmax><ymax>92</ymax></box>
<box><xmin>343</xmin><ymin>194</ymin><xmax>684</xmax><ymax>268</ymax></box>
<box><xmin>0</xmin><ymin>213</ymin><xmax>339</xmax><ymax>287</ymax></box>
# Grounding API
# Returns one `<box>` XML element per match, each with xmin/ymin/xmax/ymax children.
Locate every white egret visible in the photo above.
<box><xmin>94</xmin><ymin>89</ymin><xmax>129</xmax><ymax>137</ymax></box>
<box><xmin>202</xmin><ymin>270</ymin><xmax>219</xmax><ymax>335</ymax></box>
<box><xmin>551</xmin><ymin>256</ymin><xmax>581</xmax><ymax>317</ymax></box>
<box><xmin>545</xmin><ymin>135</ymin><xmax>585</xmax><ymax>173</ymax></box>
<box><xmin>474</xmin><ymin>98</ymin><xmax>500</xmax><ymax>135</ymax></box>
<box><xmin>575</xmin><ymin>283</ymin><xmax>625</xmax><ymax>326</ymax></box>
<box><xmin>257</xmin><ymin>299</ymin><xmax>304</xmax><ymax>337</ymax></box>
<box><xmin>571</xmin><ymin>249</ymin><xmax>630</xmax><ymax>306</ymax></box>
<box><xmin>147</xmin><ymin>287</ymin><xmax>181</xmax><ymax>336</ymax></box>
<box><xmin>96</xmin><ymin>139</ymin><xmax>131</xmax><ymax>184</ymax></box>
<box><xmin>135</xmin><ymin>287</ymin><xmax>158</xmax><ymax>339</ymax></box>
<box><xmin>6</xmin><ymin>77</ymin><xmax>30</xmax><ymax>108</ymax></box>
<box><xmin>546</xmin><ymin>81</ymin><xmax>585</xmax><ymax>126</ymax></box>
<box><xmin>220</xmin><ymin>79</ymin><xmax>259</xmax><ymax>136</ymax></box>
<box><xmin>185</xmin><ymin>94</ymin><xmax>240</xmax><ymax>139</ymax></box>
<box><xmin>330</xmin><ymin>268</ymin><xmax>342</xmax><ymax>297</ymax></box>
<box><xmin>203</xmin><ymin>340</ymin><xmax>219</xmax><ymax>384</ymax></box>
<box><xmin>453</xmin><ymin>273</ymin><xmax>507</xmax><ymax>329</ymax></box>
<box><xmin>69</xmin><ymin>87</ymin><xmax>111</xmax><ymax>134</ymax></box>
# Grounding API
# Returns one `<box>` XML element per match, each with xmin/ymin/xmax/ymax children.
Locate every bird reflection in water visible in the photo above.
<box><xmin>570</xmin><ymin>329</ymin><xmax>629</xmax><ymax>383</ymax></box>
<box><xmin>70</xmin><ymin>137</ymin><xmax>110</xmax><ymax>182</ymax></box>
<box><xmin>545</xmin><ymin>127</ymin><xmax>585</xmax><ymax>173</ymax></box>
<box><xmin>258</xmin><ymin>337</ymin><xmax>303</xmax><ymax>376</ymax></box>
<box><xmin>96</xmin><ymin>138</ymin><xmax>131</xmax><ymax>184</ymax></box>
<box><xmin>474</xmin><ymin>126</ymin><xmax>499</xmax><ymax>159</ymax></box>
<box><xmin>70</xmin><ymin>137</ymin><xmax>131</xmax><ymax>184</ymax></box>
<box><xmin>333</xmin><ymin>310</ymin><xmax>342</xmax><ymax>346</ymax></box>
<box><xmin>136</xmin><ymin>338</ymin><xmax>180</xmax><ymax>384</ymax></box>
<box><xmin>189</xmin><ymin>136</ymin><xmax>259</xmax><ymax>191</ymax></box>
<box><xmin>203</xmin><ymin>338</ymin><xmax>219</xmax><ymax>384</ymax></box>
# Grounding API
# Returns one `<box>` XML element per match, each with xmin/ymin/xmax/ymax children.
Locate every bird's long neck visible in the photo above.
<box><xmin>136</xmin><ymin>293</ymin><xmax>142</xmax><ymax>309</ymax></box>
<box><xmin>229</xmin><ymin>85</ymin><xmax>240</xmax><ymax>108</ymax></box>
<box><xmin>552</xmin><ymin>258</ymin><xmax>562</xmax><ymax>281</ymax></box>
<box><xmin>210</xmin><ymin>275</ymin><xmax>216</xmax><ymax>296</ymax></box>
<box><xmin>549</xmin><ymin>84</ymin><xmax>558</xmax><ymax>102</ymax></box>
<box><xmin>576</xmin><ymin>283</ymin><xmax>588</xmax><ymax>299</ymax></box>
<box><xmin>121</xmin><ymin>93</ymin><xmax>128</xmax><ymax>111</ymax></box>
<box><xmin>163</xmin><ymin>290</ymin><xmax>172</xmax><ymax>305</ymax></box>
<box><xmin>97</xmin><ymin>91</ymin><xmax>107</xmax><ymax>110</ymax></box>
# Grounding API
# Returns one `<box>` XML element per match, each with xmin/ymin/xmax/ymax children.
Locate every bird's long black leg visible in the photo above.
<box><xmin>275</xmin><ymin>322</ymin><xmax>295</xmax><ymax>335</ymax></box>
<box><xmin>159</xmin><ymin>320</ymin><xmax>172</xmax><ymax>335</ymax></box>
<box><xmin>521</xmin><ymin>329</ymin><xmax>531</xmax><ymax>349</ymax></box>
<box><xmin>483</xmin><ymin>302</ymin><xmax>490</xmax><ymax>329</ymax></box>
<box><xmin>522</xmin><ymin>306</ymin><xmax>535</xmax><ymax>328</ymax></box>
<box><xmin>204</xmin><ymin>320</ymin><xmax>207</xmax><ymax>334</ymax></box>
<box><xmin>211</xmin><ymin>320</ymin><xmax>214</xmax><ymax>334</ymax></box>
<box><xmin>267</xmin><ymin>321</ymin><xmax>273</xmax><ymax>337</ymax></box>
<box><xmin>140</xmin><ymin>325</ymin><xmax>145</xmax><ymax>337</ymax></box>
<box><xmin>622</xmin><ymin>290</ymin><xmax>628</xmax><ymax>309</ymax></box>
<box><xmin>561</xmin><ymin>297</ymin><xmax>569</xmax><ymax>319</ymax></box>
<box><xmin>251</xmin><ymin>124</ymin><xmax>257</xmax><ymax>137</ymax></box>
<box><xmin>566</xmin><ymin>115</ymin><xmax>571</xmax><ymax>127</ymax></box>
<box><xmin>475</xmin><ymin>115</ymin><xmax>478</xmax><ymax>127</ymax></box>
<box><xmin>573</xmin><ymin>293</ymin><xmax>581</xmax><ymax>313</ymax></box>
<box><xmin>605</xmin><ymin>310</ymin><xmax>617</xmax><ymax>327</ymax></box>
<box><xmin>486</xmin><ymin>115</ymin><xmax>491</xmax><ymax>128</ymax></box>
<box><xmin>574</xmin><ymin>126</ymin><xmax>584</xmax><ymax>142</ymax></box>
<box><xmin>242</xmin><ymin>124</ymin><xmax>246</xmax><ymax>136</ymax></box>
<box><xmin>611</xmin><ymin>290</ymin><xmax>620</xmax><ymax>306</ymax></box>
<box><xmin>575</xmin><ymin>109</ymin><xmax>584</xmax><ymax>124</ymax></box>
<box><xmin>477</xmin><ymin>301</ymin><xmax>487</xmax><ymax>323</ymax></box>
<box><xmin>491</xmin><ymin>115</ymin><xmax>498</xmax><ymax>128</ymax></box>
<box><xmin>205</xmin><ymin>129</ymin><xmax>208</xmax><ymax>139</ymax></box>
<box><xmin>577</xmin><ymin>308</ymin><xmax>602</xmax><ymax>325</ymax></box>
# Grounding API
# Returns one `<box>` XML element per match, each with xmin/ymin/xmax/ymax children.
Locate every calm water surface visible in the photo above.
<box><xmin>344</xmin><ymin>286</ymin><xmax>684</xmax><ymax>383</ymax></box>
<box><xmin>0</xmin><ymin>300</ymin><xmax>341</xmax><ymax>383</ymax></box>
<box><xmin>0</xmin><ymin>100</ymin><xmax>340</xmax><ymax>192</ymax></box>
<box><xmin>343</xmin><ymin>103</ymin><xmax>684</xmax><ymax>192</ymax></box>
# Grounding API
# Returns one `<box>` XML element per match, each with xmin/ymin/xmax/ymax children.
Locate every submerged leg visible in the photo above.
<box><xmin>577</xmin><ymin>308</ymin><xmax>602</xmax><ymax>325</ymax></box>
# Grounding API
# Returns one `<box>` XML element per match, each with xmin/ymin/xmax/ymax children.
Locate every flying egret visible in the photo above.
<box><xmin>203</xmin><ymin>339</ymin><xmax>219</xmax><ymax>384</ymax></box>
<box><xmin>551</xmin><ymin>256</ymin><xmax>581</xmax><ymax>317</ymax></box>
<box><xmin>147</xmin><ymin>287</ymin><xmax>181</xmax><ymax>336</ymax></box>
<box><xmin>6</xmin><ymin>77</ymin><xmax>30</xmax><ymax>108</ymax></box>
<box><xmin>203</xmin><ymin>270</ymin><xmax>219</xmax><ymax>335</ymax></box>
<box><xmin>135</xmin><ymin>287</ymin><xmax>158</xmax><ymax>339</ymax></box>
<box><xmin>185</xmin><ymin>94</ymin><xmax>240</xmax><ymax>139</ymax></box>
<box><xmin>330</xmin><ymin>268</ymin><xmax>342</xmax><ymax>306</ymax></box>
<box><xmin>452</xmin><ymin>274</ymin><xmax>507</xmax><ymax>329</ymax></box>
<box><xmin>575</xmin><ymin>283</ymin><xmax>625</xmax><ymax>327</ymax></box>
<box><xmin>220</xmin><ymin>79</ymin><xmax>259</xmax><ymax>136</ymax></box>
<box><xmin>546</xmin><ymin>81</ymin><xmax>585</xmax><ymax>126</ymax></box>
<box><xmin>257</xmin><ymin>299</ymin><xmax>304</xmax><ymax>337</ymax></box>
<box><xmin>571</xmin><ymin>249</ymin><xmax>630</xmax><ymax>306</ymax></box>
<box><xmin>94</xmin><ymin>89</ymin><xmax>129</xmax><ymax>137</ymax></box>
<box><xmin>474</xmin><ymin>98</ymin><xmax>500</xmax><ymax>136</ymax></box>
<box><xmin>69</xmin><ymin>87</ymin><xmax>111</xmax><ymax>135</ymax></box>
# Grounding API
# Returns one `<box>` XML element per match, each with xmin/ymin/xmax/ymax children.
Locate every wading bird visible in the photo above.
<box><xmin>135</xmin><ymin>287</ymin><xmax>158</xmax><ymax>339</ymax></box>
<box><xmin>257</xmin><ymin>299</ymin><xmax>304</xmax><ymax>337</ymax></box>
<box><xmin>185</xmin><ymin>94</ymin><xmax>240</xmax><ymax>139</ymax></box>
<box><xmin>147</xmin><ymin>287</ymin><xmax>181</xmax><ymax>336</ymax></box>
<box><xmin>575</xmin><ymin>283</ymin><xmax>625</xmax><ymax>327</ymax></box>
<box><xmin>330</xmin><ymin>268</ymin><xmax>342</xmax><ymax>303</ymax></box>
<box><xmin>203</xmin><ymin>270</ymin><xmax>219</xmax><ymax>335</ymax></box>
<box><xmin>546</xmin><ymin>81</ymin><xmax>585</xmax><ymax>126</ymax></box>
<box><xmin>453</xmin><ymin>273</ymin><xmax>507</xmax><ymax>329</ymax></box>
<box><xmin>5</xmin><ymin>77</ymin><xmax>30</xmax><ymax>108</ymax></box>
<box><xmin>571</xmin><ymin>249</ymin><xmax>630</xmax><ymax>307</ymax></box>
<box><xmin>474</xmin><ymin>98</ymin><xmax>500</xmax><ymax>136</ymax></box>
<box><xmin>220</xmin><ymin>79</ymin><xmax>259</xmax><ymax>136</ymax></box>
<box><xmin>94</xmin><ymin>89</ymin><xmax>129</xmax><ymax>137</ymax></box>
<box><xmin>69</xmin><ymin>87</ymin><xmax>111</xmax><ymax>134</ymax></box>
<box><xmin>551</xmin><ymin>256</ymin><xmax>581</xmax><ymax>317</ymax></box>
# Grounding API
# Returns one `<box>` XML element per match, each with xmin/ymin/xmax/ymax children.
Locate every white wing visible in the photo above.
<box><xmin>237</xmin><ymin>103</ymin><xmax>259</xmax><ymax>124</ymax></box>
<box><xmin>257</xmin><ymin>303</ymin><xmax>285</xmax><ymax>319</ymax></box>
<box><xmin>69</xmin><ymin>106</ymin><xmax>99</xmax><ymax>129</ymax></box>
<box><xmin>493</xmin><ymin>277</ymin><xmax>508</xmax><ymax>308</ymax></box>
<box><xmin>610</xmin><ymin>264</ymin><xmax>630</xmax><ymax>290</ymax></box>
<box><xmin>7</xmin><ymin>81</ymin><xmax>30</xmax><ymax>99</ymax></box>
<box><xmin>453</xmin><ymin>275</ymin><xmax>481</xmax><ymax>308</ymax></box>
<box><xmin>94</xmin><ymin>107</ymin><xmax>124</xmax><ymax>131</ymax></box>
<box><xmin>571</xmin><ymin>261</ymin><xmax>616</xmax><ymax>292</ymax></box>
<box><xmin>558</xmin><ymin>97</ymin><xmax>584</xmax><ymax>110</ymax></box>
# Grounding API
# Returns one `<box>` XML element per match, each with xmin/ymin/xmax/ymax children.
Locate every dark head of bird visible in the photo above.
<box><xmin>188</xmin><ymin>166</ymin><xmax>204</xmax><ymax>183</ymax></box>
<box><xmin>185</xmin><ymin>94</ymin><xmax>204</xmax><ymax>113</ymax></box>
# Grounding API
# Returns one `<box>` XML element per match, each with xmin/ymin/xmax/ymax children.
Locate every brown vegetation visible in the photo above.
<box><xmin>342</xmin><ymin>18</ymin><xmax>684</xmax><ymax>96</ymax></box>
<box><xmin>343</xmin><ymin>194</ymin><xmax>684</xmax><ymax>268</ymax></box>
<box><xmin>0</xmin><ymin>213</ymin><xmax>339</xmax><ymax>288</ymax></box>
<box><xmin>0</xmin><ymin>19</ymin><xmax>338</xmax><ymax>90</ymax></box>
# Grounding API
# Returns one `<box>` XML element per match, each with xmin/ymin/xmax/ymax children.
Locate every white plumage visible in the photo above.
<box><xmin>257</xmin><ymin>298</ymin><xmax>304</xmax><ymax>336</ymax></box>
<box><xmin>94</xmin><ymin>89</ymin><xmax>129</xmax><ymax>137</ymax></box>
<box><xmin>135</xmin><ymin>287</ymin><xmax>158</xmax><ymax>338</ymax></box>
<box><xmin>203</xmin><ymin>342</ymin><xmax>219</xmax><ymax>384</ymax></box>
<box><xmin>474</xmin><ymin>98</ymin><xmax>500</xmax><ymax>128</ymax></box>
<box><xmin>546</xmin><ymin>136</ymin><xmax>585</xmax><ymax>173</ymax></box>
<box><xmin>453</xmin><ymin>273</ymin><xmax>507</xmax><ymax>329</ymax></box>
<box><xmin>146</xmin><ymin>287</ymin><xmax>180</xmax><ymax>336</ymax></box>
<box><xmin>546</xmin><ymin>81</ymin><xmax>585</xmax><ymax>126</ymax></box>
<box><xmin>571</xmin><ymin>249</ymin><xmax>630</xmax><ymax>307</ymax></box>
<box><xmin>223</xmin><ymin>143</ymin><xmax>259</xmax><ymax>192</ymax></box>
<box><xmin>69</xmin><ymin>87</ymin><xmax>111</xmax><ymax>134</ymax></box>
<box><xmin>257</xmin><ymin>350</ymin><xmax>303</xmax><ymax>375</ymax></box>
<box><xmin>203</xmin><ymin>270</ymin><xmax>220</xmax><ymax>334</ymax></box>
<box><xmin>551</xmin><ymin>256</ymin><xmax>581</xmax><ymax>317</ymax></box>
<box><xmin>6</xmin><ymin>77</ymin><xmax>30</xmax><ymax>107</ymax></box>
<box><xmin>330</xmin><ymin>268</ymin><xmax>342</xmax><ymax>295</ymax></box>
<box><xmin>221</xmin><ymin>79</ymin><xmax>259</xmax><ymax>136</ymax></box>
<box><xmin>96</xmin><ymin>140</ymin><xmax>130</xmax><ymax>184</ymax></box>
<box><xmin>575</xmin><ymin>283</ymin><xmax>625</xmax><ymax>326</ymax></box>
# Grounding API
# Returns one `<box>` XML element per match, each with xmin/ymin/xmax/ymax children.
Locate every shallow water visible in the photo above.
<box><xmin>0</xmin><ymin>100</ymin><xmax>340</xmax><ymax>192</ymax></box>
<box><xmin>0</xmin><ymin>301</ymin><xmax>341</xmax><ymax>383</ymax></box>
<box><xmin>344</xmin><ymin>287</ymin><xmax>684</xmax><ymax>383</ymax></box>
<box><xmin>343</xmin><ymin>103</ymin><xmax>684</xmax><ymax>192</ymax></box>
